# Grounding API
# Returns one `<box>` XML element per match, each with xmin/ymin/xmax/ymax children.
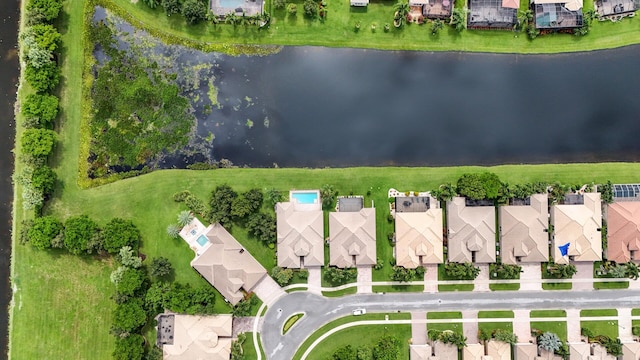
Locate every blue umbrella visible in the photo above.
<box><xmin>558</xmin><ymin>243</ymin><xmax>570</xmax><ymax>256</ymax></box>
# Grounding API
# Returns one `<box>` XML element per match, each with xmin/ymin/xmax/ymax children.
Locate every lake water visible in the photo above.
<box><xmin>96</xmin><ymin>11</ymin><xmax>640</xmax><ymax>169</ymax></box>
<box><xmin>0</xmin><ymin>0</ymin><xmax>19</xmax><ymax>357</ymax></box>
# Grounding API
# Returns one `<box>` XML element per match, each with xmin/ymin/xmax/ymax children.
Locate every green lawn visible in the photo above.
<box><xmin>478</xmin><ymin>322</ymin><xmax>513</xmax><ymax>334</ymax></box>
<box><xmin>580</xmin><ymin>321</ymin><xmax>619</xmax><ymax>339</ymax></box>
<box><xmin>103</xmin><ymin>0</ymin><xmax>640</xmax><ymax>54</ymax></box>
<box><xmin>593</xmin><ymin>281</ymin><xmax>629</xmax><ymax>289</ymax></box>
<box><xmin>303</xmin><ymin>324</ymin><xmax>412</xmax><ymax>360</ymax></box>
<box><xmin>581</xmin><ymin>309</ymin><xmax>618</xmax><ymax>317</ymax></box>
<box><xmin>241</xmin><ymin>333</ymin><xmax>264</xmax><ymax>360</ymax></box>
<box><xmin>542</xmin><ymin>282</ymin><xmax>572</xmax><ymax>290</ymax></box>
<box><xmin>530</xmin><ymin>321</ymin><xmax>567</xmax><ymax>342</ymax></box>
<box><xmin>632</xmin><ymin>309</ymin><xmax>640</xmax><ymax>316</ymax></box>
<box><xmin>372</xmin><ymin>284</ymin><xmax>424</xmax><ymax>293</ymax></box>
<box><xmin>489</xmin><ymin>283</ymin><xmax>520</xmax><ymax>291</ymax></box>
<box><xmin>478</xmin><ymin>311</ymin><xmax>514</xmax><ymax>318</ymax></box>
<box><xmin>292</xmin><ymin>313</ymin><xmax>411</xmax><ymax>360</ymax></box>
<box><xmin>530</xmin><ymin>310</ymin><xmax>566</xmax><ymax>318</ymax></box>
<box><xmin>322</xmin><ymin>287</ymin><xmax>358</xmax><ymax>297</ymax></box>
<box><xmin>428</xmin><ymin>312</ymin><xmax>462</xmax><ymax>320</ymax></box>
<box><xmin>439</xmin><ymin>284</ymin><xmax>474</xmax><ymax>291</ymax></box>
<box><xmin>428</xmin><ymin>322</ymin><xmax>464</xmax><ymax>334</ymax></box>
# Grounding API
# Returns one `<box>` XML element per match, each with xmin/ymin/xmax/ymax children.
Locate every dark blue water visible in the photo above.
<box><xmin>0</xmin><ymin>0</ymin><xmax>19</xmax><ymax>357</ymax></box>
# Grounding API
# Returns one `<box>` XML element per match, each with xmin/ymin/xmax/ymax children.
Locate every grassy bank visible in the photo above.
<box><xmin>106</xmin><ymin>0</ymin><xmax>640</xmax><ymax>54</ymax></box>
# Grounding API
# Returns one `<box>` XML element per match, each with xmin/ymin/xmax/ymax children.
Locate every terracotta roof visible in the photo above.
<box><xmin>622</xmin><ymin>342</ymin><xmax>640</xmax><ymax>360</ymax></box>
<box><xmin>276</xmin><ymin>202</ymin><xmax>324</xmax><ymax>268</ymax></box>
<box><xmin>411</xmin><ymin>344</ymin><xmax>433</xmax><ymax>360</ymax></box>
<box><xmin>500</xmin><ymin>194</ymin><xmax>549</xmax><ymax>264</ymax></box>
<box><xmin>162</xmin><ymin>314</ymin><xmax>233</xmax><ymax>360</ymax></box>
<box><xmin>447</xmin><ymin>197</ymin><xmax>496</xmax><ymax>263</ymax></box>
<box><xmin>488</xmin><ymin>340</ymin><xmax>512</xmax><ymax>360</ymax></box>
<box><xmin>607</xmin><ymin>201</ymin><xmax>640</xmax><ymax>263</ymax></box>
<box><xmin>551</xmin><ymin>193</ymin><xmax>602</xmax><ymax>264</ymax></box>
<box><xmin>191</xmin><ymin>223</ymin><xmax>267</xmax><ymax>305</ymax></box>
<box><xmin>329</xmin><ymin>208</ymin><xmax>376</xmax><ymax>267</ymax></box>
<box><xmin>396</xmin><ymin>210</ymin><xmax>444</xmax><ymax>267</ymax></box>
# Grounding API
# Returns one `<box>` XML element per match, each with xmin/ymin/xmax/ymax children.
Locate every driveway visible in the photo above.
<box><xmin>261</xmin><ymin>290</ymin><xmax>640</xmax><ymax>360</ymax></box>
<box><xmin>307</xmin><ymin>267</ymin><xmax>322</xmax><ymax>294</ymax></box>
<box><xmin>573</xmin><ymin>263</ymin><xmax>593</xmax><ymax>291</ymax></box>
<box><xmin>357</xmin><ymin>266</ymin><xmax>372</xmax><ymax>294</ymax></box>
<box><xmin>475</xmin><ymin>265</ymin><xmax>490</xmax><ymax>292</ymax></box>
<box><xmin>253</xmin><ymin>275</ymin><xmax>286</xmax><ymax>307</ymax></box>
<box><xmin>411</xmin><ymin>311</ymin><xmax>427</xmax><ymax>345</ymax></box>
<box><xmin>424</xmin><ymin>264</ymin><xmax>438</xmax><ymax>293</ymax></box>
<box><xmin>520</xmin><ymin>264</ymin><xmax>542</xmax><ymax>291</ymax></box>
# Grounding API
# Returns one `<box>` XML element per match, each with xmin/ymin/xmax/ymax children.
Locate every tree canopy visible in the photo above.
<box><xmin>209</xmin><ymin>185</ymin><xmax>238</xmax><ymax>227</ymax></box>
<box><xmin>21</xmin><ymin>93</ymin><xmax>59</xmax><ymax>128</ymax></box>
<box><xmin>27</xmin><ymin>215</ymin><xmax>62</xmax><ymax>250</ymax></box>
<box><xmin>21</xmin><ymin>128</ymin><xmax>56</xmax><ymax>158</ymax></box>
<box><xmin>112</xmin><ymin>334</ymin><xmax>144</xmax><ymax>360</ymax></box>
<box><xmin>63</xmin><ymin>215</ymin><xmax>99</xmax><ymax>254</ymax></box>
<box><xmin>111</xmin><ymin>298</ymin><xmax>147</xmax><ymax>334</ymax></box>
<box><xmin>102</xmin><ymin>218</ymin><xmax>141</xmax><ymax>253</ymax></box>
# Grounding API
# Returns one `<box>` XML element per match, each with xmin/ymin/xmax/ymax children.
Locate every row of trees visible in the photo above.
<box><xmin>444</xmin><ymin>262</ymin><xmax>480</xmax><ymax>280</ymax></box>
<box><xmin>18</xmin><ymin>0</ymin><xmax>64</xmax><ymax>213</ymax></box>
<box><xmin>332</xmin><ymin>335</ymin><xmax>401</xmax><ymax>360</ymax></box>
<box><xmin>391</xmin><ymin>265</ymin><xmax>425</xmax><ymax>282</ymax></box>
<box><xmin>141</xmin><ymin>0</ymin><xmax>271</xmax><ymax>27</ymax></box>
<box><xmin>428</xmin><ymin>329</ymin><xmax>467</xmax><ymax>349</ymax></box>
<box><xmin>478</xmin><ymin>328</ymin><xmax>517</xmax><ymax>345</ymax></box>
<box><xmin>489</xmin><ymin>263</ymin><xmax>522</xmax><ymax>280</ymax></box>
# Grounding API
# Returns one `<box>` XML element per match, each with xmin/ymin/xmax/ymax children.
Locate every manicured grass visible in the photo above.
<box><xmin>530</xmin><ymin>310</ymin><xmax>566</xmax><ymax>318</ymax></box>
<box><xmin>593</xmin><ymin>281</ymin><xmax>629</xmax><ymax>289</ymax></box>
<box><xmin>542</xmin><ymin>282</ymin><xmax>572</xmax><ymax>290</ymax></box>
<box><xmin>581</xmin><ymin>309</ymin><xmax>618</xmax><ymax>317</ymax></box>
<box><xmin>632</xmin><ymin>309</ymin><xmax>640</xmax><ymax>316</ymax></box>
<box><xmin>428</xmin><ymin>322</ymin><xmax>464</xmax><ymax>334</ymax></box>
<box><xmin>248</xmin><ymin>297</ymin><xmax>264</xmax><ymax>316</ymax></box>
<box><xmin>478</xmin><ymin>311</ymin><xmax>514</xmax><ymax>318</ymax></box>
<box><xmin>292</xmin><ymin>313</ymin><xmax>410</xmax><ymax>360</ymax></box>
<box><xmin>283</xmin><ymin>313</ymin><xmax>304</xmax><ymax>334</ymax></box>
<box><xmin>241</xmin><ymin>333</ymin><xmax>264</xmax><ymax>360</ymax></box>
<box><xmin>439</xmin><ymin>284</ymin><xmax>474</xmax><ymax>291</ymax></box>
<box><xmin>530</xmin><ymin>321</ymin><xmax>567</xmax><ymax>342</ymax></box>
<box><xmin>580</xmin><ymin>320</ymin><xmax>619</xmax><ymax>339</ymax></box>
<box><xmin>489</xmin><ymin>283</ymin><xmax>520</xmax><ymax>291</ymax></box>
<box><xmin>427</xmin><ymin>312</ymin><xmax>462</xmax><ymax>320</ymax></box>
<box><xmin>303</xmin><ymin>324</ymin><xmax>412</xmax><ymax>360</ymax></box>
<box><xmin>478</xmin><ymin>322</ymin><xmax>513</xmax><ymax>334</ymax></box>
<box><xmin>107</xmin><ymin>0</ymin><xmax>640</xmax><ymax>54</ymax></box>
<box><xmin>322</xmin><ymin>287</ymin><xmax>358</xmax><ymax>297</ymax></box>
<box><xmin>373</xmin><ymin>284</ymin><xmax>424</xmax><ymax>293</ymax></box>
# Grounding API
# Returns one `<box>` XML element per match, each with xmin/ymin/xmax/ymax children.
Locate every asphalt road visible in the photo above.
<box><xmin>261</xmin><ymin>289</ymin><xmax>640</xmax><ymax>360</ymax></box>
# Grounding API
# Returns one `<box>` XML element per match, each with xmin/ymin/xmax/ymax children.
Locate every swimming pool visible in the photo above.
<box><xmin>219</xmin><ymin>0</ymin><xmax>243</xmax><ymax>8</ymax></box>
<box><xmin>196</xmin><ymin>235</ymin><xmax>209</xmax><ymax>247</ymax></box>
<box><xmin>291</xmin><ymin>191</ymin><xmax>318</xmax><ymax>204</ymax></box>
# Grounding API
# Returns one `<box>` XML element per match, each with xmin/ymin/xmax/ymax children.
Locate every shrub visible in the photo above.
<box><xmin>21</xmin><ymin>128</ymin><xmax>56</xmax><ymax>159</ymax></box>
<box><xmin>182</xmin><ymin>0</ymin><xmax>207</xmax><ymax>24</ymax></box>
<box><xmin>112</xmin><ymin>298</ymin><xmax>147</xmax><ymax>335</ymax></box>
<box><xmin>274</xmin><ymin>0</ymin><xmax>285</xmax><ymax>9</ymax></box>
<box><xmin>116</xmin><ymin>268</ymin><xmax>146</xmax><ymax>297</ymax></box>
<box><xmin>272</xmin><ymin>266</ymin><xmax>294</xmax><ymax>286</ymax></box>
<box><xmin>303</xmin><ymin>0</ymin><xmax>318</xmax><ymax>18</ymax></box>
<box><xmin>112</xmin><ymin>334</ymin><xmax>144</xmax><ymax>360</ymax></box>
<box><xmin>26</xmin><ymin>0</ymin><xmax>62</xmax><ymax>24</ymax></box>
<box><xmin>150</xmin><ymin>257</ymin><xmax>173</xmax><ymax>280</ymax></box>
<box><xmin>118</xmin><ymin>246</ymin><xmax>143</xmax><ymax>269</ymax></box>
<box><xmin>27</xmin><ymin>215</ymin><xmax>63</xmax><ymax>250</ymax></box>
<box><xmin>21</xmin><ymin>93</ymin><xmax>59</xmax><ymax>128</ymax></box>
<box><xmin>63</xmin><ymin>215</ymin><xmax>99</xmax><ymax>255</ymax></box>
<box><xmin>166</xmin><ymin>224</ymin><xmax>180</xmax><ymax>239</ymax></box>
<box><xmin>25</xmin><ymin>61</ymin><xmax>60</xmax><ymax>92</ymax></box>
<box><xmin>161</xmin><ymin>0</ymin><xmax>181</xmax><ymax>14</ymax></box>
<box><xmin>173</xmin><ymin>190</ymin><xmax>192</xmax><ymax>202</ymax></box>
<box><xmin>287</xmin><ymin>3</ymin><xmax>297</xmax><ymax>15</ymax></box>
<box><xmin>30</xmin><ymin>165</ymin><xmax>57</xmax><ymax>196</ymax></box>
<box><xmin>102</xmin><ymin>218</ymin><xmax>141</xmax><ymax>253</ymax></box>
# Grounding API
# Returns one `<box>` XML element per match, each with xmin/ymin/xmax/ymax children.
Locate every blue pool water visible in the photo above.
<box><xmin>291</xmin><ymin>192</ymin><xmax>318</xmax><ymax>204</ymax></box>
<box><xmin>219</xmin><ymin>0</ymin><xmax>243</xmax><ymax>8</ymax></box>
<box><xmin>197</xmin><ymin>235</ymin><xmax>208</xmax><ymax>246</ymax></box>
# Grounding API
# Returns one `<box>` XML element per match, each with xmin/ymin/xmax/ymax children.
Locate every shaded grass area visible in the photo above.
<box><xmin>373</xmin><ymin>284</ymin><xmax>424</xmax><ymax>293</ymax></box>
<box><xmin>108</xmin><ymin>0</ymin><xmax>640</xmax><ymax>54</ymax></box>
<box><xmin>581</xmin><ymin>320</ymin><xmax>619</xmax><ymax>339</ymax></box>
<box><xmin>303</xmin><ymin>324</ymin><xmax>412</xmax><ymax>360</ymax></box>
<box><xmin>581</xmin><ymin>309</ymin><xmax>618</xmax><ymax>317</ymax></box>
<box><xmin>489</xmin><ymin>283</ymin><xmax>520</xmax><ymax>291</ymax></box>
<box><xmin>530</xmin><ymin>321</ymin><xmax>568</xmax><ymax>342</ymax></box>
<box><xmin>322</xmin><ymin>287</ymin><xmax>358</xmax><ymax>297</ymax></box>
<box><xmin>293</xmin><ymin>313</ymin><xmax>411</xmax><ymax>360</ymax></box>
<box><xmin>428</xmin><ymin>312</ymin><xmax>462</xmax><ymax>320</ymax></box>
<box><xmin>478</xmin><ymin>311</ymin><xmax>514</xmax><ymax>318</ymax></box>
<box><xmin>530</xmin><ymin>310</ymin><xmax>566</xmax><ymax>318</ymax></box>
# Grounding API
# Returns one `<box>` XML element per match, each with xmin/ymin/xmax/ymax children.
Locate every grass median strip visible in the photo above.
<box><xmin>372</xmin><ymin>284</ymin><xmax>424</xmax><ymax>293</ymax></box>
<box><xmin>478</xmin><ymin>311</ymin><xmax>514</xmax><ymax>318</ymax></box>
<box><xmin>283</xmin><ymin>313</ymin><xmax>304</xmax><ymax>335</ymax></box>
<box><xmin>322</xmin><ymin>287</ymin><xmax>357</xmax><ymax>297</ymax></box>
<box><xmin>580</xmin><ymin>309</ymin><xmax>618</xmax><ymax>317</ymax></box>
<box><xmin>530</xmin><ymin>310</ymin><xmax>566</xmax><ymax>318</ymax></box>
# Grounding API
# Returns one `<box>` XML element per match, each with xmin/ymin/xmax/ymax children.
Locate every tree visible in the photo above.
<box><xmin>112</xmin><ymin>334</ymin><xmax>144</xmax><ymax>360</ymax></box>
<box><xmin>118</xmin><ymin>246</ymin><xmax>143</xmax><ymax>269</ymax></box>
<box><xmin>233</xmin><ymin>295</ymin><xmax>258</xmax><ymax>316</ymax></box>
<box><xmin>324</xmin><ymin>266</ymin><xmax>358</xmax><ymax>285</ymax></box>
<box><xmin>493</xmin><ymin>329</ymin><xmax>517</xmax><ymax>344</ymax></box>
<box><xmin>21</xmin><ymin>128</ymin><xmax>56</xmax><ymax>159</ymax></box>
<box><xmin>287</xmin><ymin>3</ymin><xmax>298</xmax><ymax>16</ymax></box>
<box><xmin>21</xmin><ymin>93</ymin><xmax>59</xmax><ymax>128</ymax></box>
<box><xmin>372</xmin><ymin>335</ymin><xmax>400</xmax><ymax>360</ymax></box>
<box><xmin>303</xmin><ymin>0</ymin><xmax>319</xmax><ymax>18</ymax></box>
<box><xmin>166</xmin><ymin>224</ymin><xmax>180</xmax><ymax>239</ymax></box>
<box><xmin>25</xmin><ymin>61</ymin><xmax>60</xmax><ymax>92</ymax></box>
<box><xmin>609</xmin><ymin>264</ymin><xmax>627</xmax><ymax>278</ymax></box>
<box><xmin>161</xmin><ymin>0</ymin><xmax>182</xmax><ymax>14</ymax></box>
<box><xmin>145</xmin><ymin>281</ymin><xmax>171</xmax><ymax>314</ymax></box>
<box><xmin>538</xmin><ymin>332</ymin><xmax>562</xmax><ymax>352</ymax></box>
<box><xmin>209</xmin><ymin>185</ymin><xmax>238</xmax><ymax>228</ymax></box>
<box><xmin>320</xmin><ymin>184</ymin><xmax>338</xmax><ymax>210</ymax></box>
<box><xmin>333</xmin><ymin>345</ymin><xmax>357</xmax><ymax>360</ymax></box>
<box><xmin>102</xmin><ymin>218</ymin><xmax>141</xmax><ymax>253</ymax></box>
<box><xmin>63</xmin><ymin>215</ymin><xmax>99</xmax><ymax>255</ymax></box>
<box><xmin>598</xmin><ymin>181</ymin><xmax>614</xmax><ymax>204</ymax></box>
<box><xmin>26</xmin><ymin>0</ymin><xmax>62</xmax><ymax>24</ymax></box>
<box><xmin>24</xmin><ymin>24</ymin><xmax>61</xmax><ymax>52</ymax></box>
<box><xmin>165</xmin><ymin>283</ymin><xmax>217</xmax><ymax>314</ymax></box>
<box><xmin>445</xmin><ymin>262</ymin><xmax>480</xmax><ymax>280</ymax></box>
<box><xmin>357</xmin><ymin>346</ymin><xmax>372</xmax><ymax>360</ymax></box>
<box><xmin>546</xmin><ymin>263</ymin><xmax>576</xmax><ymax>279</ymax></box>
<box><xmin>116</xmin><ymin>268</ymin><xmax>146</xmax><ymax>297</ymax></box>
<box><xmin>516</xmin><ymin>9</ymin><xmax>533</xmax><ymax>30</ymax></box>
<box><xmin>142</xmin><ymin>0</ymin><xmax>161</xmax><ymax>8</ymax></box>
<box><xmin>439</xmin><ymin>331</ymin><xmax>467</xmax><ymax>349</ymax></box>
<box><xmin>27</xmin><ymin>215</ymin><xmax>62</xmax><ymax>250</ymax></box>
<box><xmin>225</xmin><ymin>12</ymin><xmax>241</xmax><ymax>26</ymax></box>
<box><xmin>480</xmin><ymin>172</ymin><xmax>502</xmax><ymax>200</ymax></box>
<box><xmin>177</xmin><ymin>210</ymin><xmax>194</xmax><ymax>227</ymax></box>
<box><xmin>150</xmin><ymin>257</ymin><xmax>173</xmax><ymax>280</ymax></box>
<box><xmin>271</xmin><ymin>266</ymin><xmax>294</xmax><ymax>286</ymax></box>
<box><xmin>112</xmin><ymin>298</ymin><xmax>147</xmax><ymax>335</ymax></box>
<box><xmin>431</xmin><ymin>19</ymin><xmax>444</xmax><ymax>35</ymax></box>
<box><xmin>243</xmin><ymin>189</ymin><xmax>264</xmax><ymax>212</ymax></box>
<box><xmin>231</xmin><ymin>197</ymin><xmax>254</xmax><ymax>219</ymax></box>
<box><xmin>490</xmin><ymin>263</ymin><xmax>522</xmax><ymax>280</ymax></box>
<box><xmin>456</xmin><ymin>173</ymin><xmax>485</xmax><ymax>200</ymax></box>
<box><xmin>625</xmin><ymin>262</ymin><xmax>639</xmax><ymax>280</ymax></box>
<box><xmin>246</xmin><ymin>212</ymin><xmax>276</xmax><ymax>244</ymax></box>
<box><xmin>391</xmin><ymin>266</ymin><xmax>416</xmax><ymax>282</ymax></box>
<box><xmin>31</xmin><ymin>165</ymin><xmax>57</xmax><ymax>196</ymax></box>
<box><xmin>145</xmin><ymin>346</ymin><xmax>163</xmax><ymax>360</ymax></box>
<box><xmin>450</xmin><ymin>7</ymin><xmax>467</xmax><ymax>32</ymax></box>
<box><xmin>266</xmin><ymin>188</ymin><xmax>284</xmax><ymax>206</ymax></box>
<box><xmin>394</xmin><ymin>2</ymin><xmax>410</xmax><ymax>28</ymax></box>
<box><xmin>182</xmin><ymin>0</ymin><xmax>207</xmax><ymax>24</ymax></box>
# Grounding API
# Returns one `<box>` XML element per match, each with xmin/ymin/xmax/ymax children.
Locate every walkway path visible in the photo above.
<box><xmin>566</xmin><ymin>309</ymin><xmax>581</xmax><ymax>342</ymax></box>
<box><xmin>476</xmin><ymin>265</ymin><xmax>490</xmax><ymax>292</ymax></box>
<box><xmin>462</xmin><ymin>310</ymin><xmax>479</xmax><ymax>343</ymax></box>
<box><xmin>307</xmin><ymin>268</ymin><xmax>322</xmax><ymax>294</ymax></box>
<box><xmin>411</xmin><ymin>311</ymin><xmax>428</xmax><ymax>345</ymax></box>
<box><xmin>619</xmin><ymin>308</ymin><xmax>633</xmax><ymax>342</ymax></box>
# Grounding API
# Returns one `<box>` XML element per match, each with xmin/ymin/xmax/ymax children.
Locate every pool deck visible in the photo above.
<box><xmin>179</xmin><ymin>218</ymin><xmax>212</xmax><ymax>256</ymax></box>
<box><xmin>290</xmin><ymin>190</ymin><xmax>322</xmax><ymax>211</ymax></box>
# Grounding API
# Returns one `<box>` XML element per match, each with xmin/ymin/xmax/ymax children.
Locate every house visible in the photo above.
<box><xmin>499</xmin><ymin>194</ymin><xmax>549</xmax><ymax>264</ymax></box>
<box><xmin>434</xmin><ymin>341</ymin><xmax>460</xmax><ymax>360</ymax></box>
<box><xmin>395</xmin><ymin>194</ymin><xmax>443</xmax><ymax>267</ymax></box>
<box><xmin>550</xmin><ymin>192</ymin><xmax>602</xmax><ymax>264</ymax></box>
<box><xmin>463</xmin><ymin>343</ymin><xmax>486</xmax><ymax>360</ymax></box>
<box><xmin>351</xmin><ymin>0</ymin><xmax>369</xmax><ymax>6</ymax></box>
<box><xmin>622</xmin><ymin>342</ymin><xmax>640</xmax><ymax>360</ymax></box>
<box><xmin>515</xmin><ymin>344</ymin><xmax>563</xmax><ymax>360</ymax></box>
<box><xmin>156</xmin><ymin>314</ymin><xmax>233</xmax><ymax>360</ymax></box>
<box><xmin>329</xmin><ymin>196</ymin><xmax>376</xmax><ymax>267</ymax></box>
<box><xmin>447</xmin><ymin>197</ymin><xmax>496</xmax><ymax>263</ymax></box>
<box><xmin>531</xmin><ymin>0</ymin><xmax>583</xmax><ymax>30</ymax></box>
<box><xmin>468</xmin><ymin>0</ymin><xmax>518</xmax><ymax>29</ymax></box>
<box><xmin>276</xmin><ymin>192</ymin><xmax>324</xmax><ymax>268</ymax></box>
<box><xmin>607</xmin><ymin>201</ymin><xmax>640</xmax><ymax>263</ymax></box>
<box><xmin>569</xmin><ymin>343</ymin><xmax>616</xmax><ymax>360</ymax></box>
<box><xmin>409</xmin><ymin>0</ymin><xmax>453</xmax><ymax>19</ymax></box>
<box><xmin>411</xmin><ymin>344</ymin><xmax>433</xmax><ymax>360</ymax></box>
<box><xmin>189</xmin><ymin>223</ymin><xmax>267</xmax><ymax>305</ymax></box>
<box><xmin>595</xmin><ymin>0</ymin><xmax>636</xmax><ymax>18</ymax></box>
<box><xmin>488</xmin><ymin>340</ymin><xmax>512</xmax><ymax>360</ymax></box>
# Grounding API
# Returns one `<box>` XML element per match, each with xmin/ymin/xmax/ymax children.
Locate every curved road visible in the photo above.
<box><xmin>261</xmin><ymin>289</ymin><xmax>640</xmax><ymax>360</ymax></box>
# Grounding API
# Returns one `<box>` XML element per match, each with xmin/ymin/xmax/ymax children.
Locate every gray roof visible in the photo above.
<box><xmin>338</xmin><ymin>197</ymin><xmax>364</xmax><ymax>212</ymax></box>
<box><xmin>396</xmin><ymin>197</ymin><xmax>432</xmax><ymax>213</ymax></box>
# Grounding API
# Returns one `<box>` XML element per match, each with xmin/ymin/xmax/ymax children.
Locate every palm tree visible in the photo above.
<box><xmin>626</xmin><ymin>262</ymin><xmax>639</xmax><ymax>280</ymax></box>
<box><xmin>394</xmin><ymin>2</ymin><xmax>410</xmax><ymax>27</ymax></box>
<box><xmin>609</xmin><ymin>264</ymin><xmax>627</xmax><ymax>278</ymax></box>
<box><xmin>450</xmin><ymin>7</ymin><xmax>468</xmax><ymax>32</ymax></box>
<box><xmin>516</xmin><ymin>9</ymin><xmax>532</xmax><ymax>30</ymax></box>
<box><xmin>177</xmin><ymin>210</ymin><xmax>194</xmax><ymax>227</ymax></box>
<box><xmin>431</xmin><ymin>18</ymin><xmax>444</xmax><ymax>35</ymax></box>
<box><xmin>166</xmin><ymin>224</ymin><xmax>181</xmax><ymax>239</ymax></box>
<box><xmin>225</xmin><ymin>12</ymin><xmax>240</xmax><ymax>26</ymax></box>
